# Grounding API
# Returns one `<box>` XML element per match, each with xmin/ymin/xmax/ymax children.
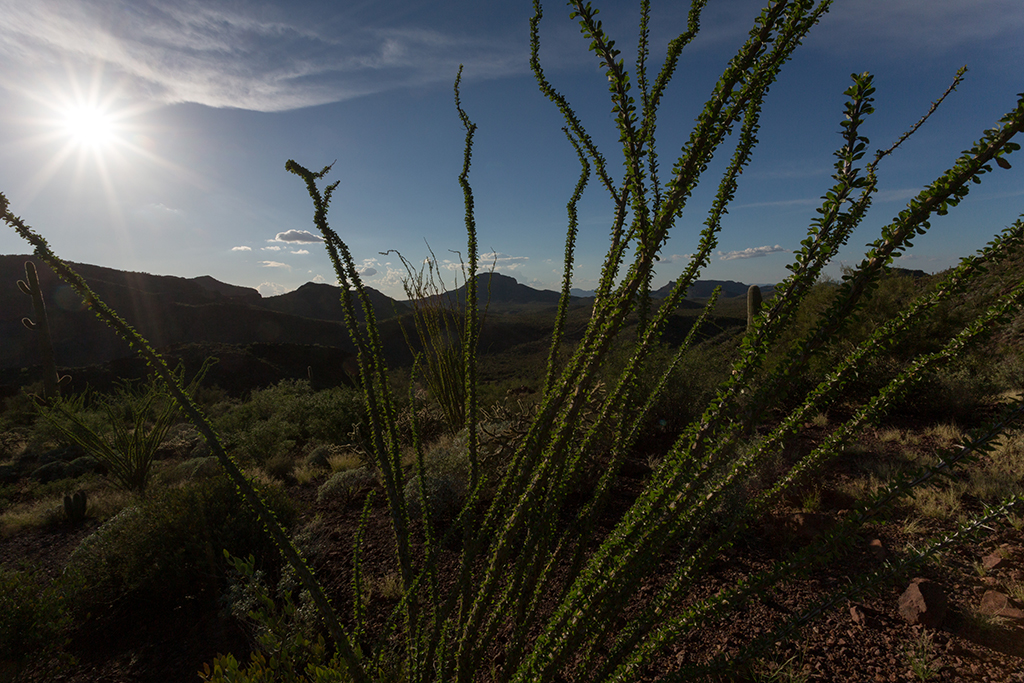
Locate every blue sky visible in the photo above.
<box><xmin>0</xmin><ymin>0</ymin><xmax>1021</xmax><ymax>299</ymax></box>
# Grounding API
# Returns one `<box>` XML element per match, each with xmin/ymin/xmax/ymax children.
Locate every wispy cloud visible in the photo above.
<box><xmin>811</xmin><ymin>0</ymin><xmax>1024</xmax><ymax>56</ymax></box>
<box><xmin>719</xmin><ymin>245</ymin><xmax>787</xmax><ymax>261</ymax></box>
<box><xmin>875</xmin><ymin>188</ymin><xmax>924</xmax><ymax>203</ymax></box>
<box><xmin>480</xmin><ymin>251</ymin><xmax>529</xmax><ymax>271</ymax></box>
<box><xmin>0</xmin><ymin>0</ymin><xmax>526</xmax><ymax>112</ymax></box>
<box><xmin>259</xmin><ymin>260</ymin><xmax>290</xmax><ymax>269</ymax></box>
<box><xmin>291</xmin><ymin>249</ymin><xmax>309</xmax><ymax>255</ymax></box>
<box><xmin>231</xmin><ymin>245</ymin><xmax>251</xmax><ymax>252</ymax></box>
<box><xmin>734</xmin><ymin>197</ymin><xmax>819</xmax><ymax>210</ymax></box>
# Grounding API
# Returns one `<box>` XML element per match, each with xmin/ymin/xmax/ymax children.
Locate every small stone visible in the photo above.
<box><xmin>868</xmin><ymin>538</ymin><xmax>887</xmax><ymax>560</ymax></box>
<box><xmin>982</xmin><ymin>551</ymin><xmax>1006</xmax><ymax>572</ymax></box>
<box><xmin>979</xmin><ymin>590</ymin><xmax>1024</xmax><ymax>620</ymax></box>
<box><xmin>899</xmin><ymin>578</ymin><xmax>948</xmax><ymax>628</ymax></box>
<box><xmin>850</xmin><ymin>604</ymin><xmax>881</xmax><ymax>629</ymax></box>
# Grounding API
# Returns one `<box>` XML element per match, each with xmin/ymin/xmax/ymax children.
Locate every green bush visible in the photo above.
<box><xmin>65</xmin><ymin>474</ymin><xmax>295</xmax><ymax>615</ymax></box>
<box><xmin>762</xmin><ymin>270</ymin><xmax>1010</xmax><ymax>421</ymax></box>
<box><xmin>35</xmin><ymin>374</ymin><xmax>188</xmax><ymax>492</ymax></box>
<box><xmin>636</xmin><ymin>334</ymin><xmax>741</xmax><ymax>436</ymax></box>
<box><xmin>304</xmin><ymin>444</ymin><xmax>337</xmax><ymax>469</ymax></box>
<box><xmin>404</xmin><ymin>434</ymin><xmax>471</xmax><ymax>526</ymax></box>
<box><xmin>202</xmin><ymin>555</ymin><xmax>350</xmax><ymax>683</ymax></box>
<box><xmin>216</xmin><ymin>381</ymin><xmax>365</xmax><ymax>463</ymax></box>
<box><xmin>317</xmin><ymin>467</ymin><xmax>376</xmax><ymax>505</ymax></box>
<box><xmin>0</xmin><ymin>565</ymin><xmax>75</xmax><ymax>675</ymax></box>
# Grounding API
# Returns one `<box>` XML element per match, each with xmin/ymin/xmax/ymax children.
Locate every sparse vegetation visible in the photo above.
<box><xmin>904</xmin><ymin>629</ymin><xmax>940</xmax><ymax>681</ymax></box>
<box><xmin>2</xmin><ymin>0</ymin><xmax>1024</xmax><ymax>681</ymax></box>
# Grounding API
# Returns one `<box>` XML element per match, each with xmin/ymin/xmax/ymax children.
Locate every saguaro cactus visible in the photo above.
<box><xmin>747</xmin><ymin>284</ymin><xmax>763</xmax><ymax>332</ymax></box>
<box><xmin>18</xmin><ymin>260</ymin><xmax>68</xmax><ymax>400</ymax></box>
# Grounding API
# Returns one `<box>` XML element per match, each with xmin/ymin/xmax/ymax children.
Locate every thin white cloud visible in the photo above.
<box><xmin>480</xmin><ymin>251</ymin><xmax>529</xmax><ymax>271</ymax></box>
<box><xmin>811</xmin><ymin>0</ymin><xmax>1024</xmax><ymax>57</ymax></box>
<box><xmin>735</xmin><ymin>197</ymin><xmax>819</xmax><ymax>209</ymax></box>
<box><xmin>291</xmin><ymin>249</ymin><xmax>309</xmax><ymax>255</ymax></box>
<box><xmin>231</xmin><ymin>245</ymin><xmax>251</xmax><ymax>252</ymax></box>
<box><xmin>718</xmin><ymin>245</ymin><xmax>787</xmax><ymax>261</ymax></box>
<box><xmin>257</xmin><ymin>281</ymin><xmax>288</xmax><ymax>297</ymax></box>
<box><xmin>259</xmin><ymin>260</ymin><xmax>290</xmax><ymax>269</ymax></box>
<box><xmin>262</xmin><ymin>245</ymin><xmax>282</xmax><ymax>251</ymax></box>
<box><xmin>0</xmin><ymin>0</ymin><xmax>526</xmax><ymax>112</ymax></box>
<box><xmin>271</xmin><ymin>229</ymin><xmax>324</xmax><ymax>243</ymax></box>
<box><xmin>659</xmin><ymin>253</ymin><xmax>694</xmax><ymax>265</ymax></box>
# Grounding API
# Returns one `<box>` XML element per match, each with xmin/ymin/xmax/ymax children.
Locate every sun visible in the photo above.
<box><xmin>62</xmin><ymin>104</ymin><xmax>116</xmax><ymax>149</ymax></box>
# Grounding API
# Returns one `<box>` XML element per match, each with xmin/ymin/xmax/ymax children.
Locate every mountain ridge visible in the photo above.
<box><xmin>0</xmin><ymin>255</ymin><xmax>765</xmax><ymax>374</ymax></box>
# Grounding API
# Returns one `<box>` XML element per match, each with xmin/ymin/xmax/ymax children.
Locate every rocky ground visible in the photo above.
<box><xmin>4</xmin><ymin>423</ymin><xmax>1024</xmax><ymax>683</ymax></box>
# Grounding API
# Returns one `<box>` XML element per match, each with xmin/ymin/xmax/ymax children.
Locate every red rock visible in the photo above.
<box><xmin>850</xmin><ymin>604</ymin><xmax>880</xmax><ymax>629</ymax></box>
<box><xmin>982</xmin><ymin>551</ymin><xmax>1006</xmax><ymax>572</ymax></box>
<box><xmin>898</xmin><ymin>578</ymin><xmax>948</xmax><ymax>628</ymax></box>
<box><xmin>868</xmin><ymin>538</ymin><xmax>887</xmax><ymax>560</ymax></box>
<box><xmin>979</xmin><ymin>590</ymin><xmax>1024</xmax><ymax>620</ymax></box>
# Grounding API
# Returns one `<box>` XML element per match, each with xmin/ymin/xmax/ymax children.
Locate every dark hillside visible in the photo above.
<box><xmin>653</xmin><ymin>278</ymin><xmax>774</xmax><ymax>299</ymax></box>
<box><xmin>0</xmin><ymin>256</ymin><xmax>367</xmax><ymax>371</ymax></box>
<box><xmin>257</xmin><ymin>281</ymin><xmax>407</xmax><ymax>322</ymax></box>
<box><xmin>422</xmin><ymin>272</ymin><xmax>564</xmax><ymax>310</ymax></box>
<box><xmin>0</xmin><ymin>256</ymin><xmax>758</xmax><ymax>397</ymax></box>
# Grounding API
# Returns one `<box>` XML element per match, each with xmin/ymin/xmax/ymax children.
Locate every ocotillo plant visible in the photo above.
<box><xmin>5</xmin><ymin>1</ymin><xmax>1024</xmax><ymax>681</ymax></box>
<box><xmin>389</xmin><ymin>246</ymin><xmax>494</xmax><ymax>435</ymax></box>
<box><xmin>17</xmin><ymin>261</ymin><xmax>68</xmax><ymax>401</ymax></box>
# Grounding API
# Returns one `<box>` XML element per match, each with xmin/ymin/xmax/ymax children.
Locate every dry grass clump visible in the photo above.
<box><xmin>0</xmin><ymin>496</ymin><xmax>64</xmax><ymax>536</ymax></box>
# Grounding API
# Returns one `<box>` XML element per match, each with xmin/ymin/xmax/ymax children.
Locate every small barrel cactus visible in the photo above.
<box><xmin>63</xmin><ymin>490</ymin><xmax>88</xmax><ymax>525</ymax></box>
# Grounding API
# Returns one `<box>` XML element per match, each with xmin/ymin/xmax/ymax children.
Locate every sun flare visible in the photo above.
<box><xmin>63</xmin><ymin>104</ymin><xmax>115</xmax><ymax>148</ymax></box>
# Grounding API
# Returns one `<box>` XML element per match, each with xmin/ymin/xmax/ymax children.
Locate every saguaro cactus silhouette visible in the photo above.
<box><xmin>747</xmin><ymin>284</ymin><xmax>763</xmax><ymax>332</ymax></box>
<box><xmin>18</xmin><ymin>260</ymin><xmax>68</xmax><ymax>400</ymax></box>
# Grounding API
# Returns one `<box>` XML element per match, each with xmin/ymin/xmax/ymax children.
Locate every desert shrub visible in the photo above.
<box><xmin>764</xmin><ymin>271</ymin><xmax>1010</xmax><ymax>422</ymax></box>
<box><xmin>264</xmin><ymin>453</ymin><xmax>297</xmax><ymax>481</ymax></box>
<box><xmin>317</xmin><ymin>467</ymin><xmax>376</xmax><ymax>505</ymax></box>
<box><xmin>202</xmin><ymin>555</ymin><xmax>349</xmax><ymax>683</ymax></box>
<box><xmin>643</xmin><ymin>333</ymin><xmax>741</xmax><ymax>435</ymax></box>
<box><xmin>65</xmin><ymin>474</ymin><xmax>295</xmax><ymax>615</ymax></box>
<box><xmin>0</xmin><ymin>566</ymin><xmax>75</xmax><ymax>675</ymax></box>
<box><xmin>158</xmin><ymin>455</ymin><xmax>222</xmax><ymax>486</ymax></box>
<box><xmin>34</xmin><ymin>371</ymin><xmax>198</xmax><ymax>492</ymax></box>
<box><xmin>0</xmin><ymin>388</ymin><xmax>43</xmax><ymax>433</ymax></box>
<box><xmin>305</xmin><ymin>444</ymin><xmax>337</xmax><ymax>469</ymax></box>
<box><xmin>404</xmin><ymin>434</ymin><xmax>472</xmax><ymax>526</ymax></box>
<box><xmin>216</xmin><ymin>380</ymin><xmax>365</xmax><ymax>463</ymax></box>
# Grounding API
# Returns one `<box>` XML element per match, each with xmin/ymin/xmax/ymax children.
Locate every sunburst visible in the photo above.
<box><xmin>62</xmin><ymin>103</ymin><xmax>116</xmax><ymax>149</ymax></box>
